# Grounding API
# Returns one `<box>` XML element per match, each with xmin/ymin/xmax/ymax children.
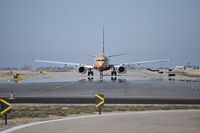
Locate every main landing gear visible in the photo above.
<box><xmin>88</xmin><ymin>68</ymin><xmax>94</xmax><ymax>76</ymax></box>
<box><xmin>111</xmin><ymin>71</ymin><xmax>117</xmax><ymax>76</ymax></box>
<box><xmin>111</xmin><ymin>67</ymin><xmax>117</xmax><ymax>76</ymax></box>
<box><xmin>111</xmin><ymin>69</ymin><xmax>117</xmax><ymax>81</ymax></box>
<box><xmin>88</xmin><ymin>69</ymin><xmax>94</xmax><ymax>81</ymax></box>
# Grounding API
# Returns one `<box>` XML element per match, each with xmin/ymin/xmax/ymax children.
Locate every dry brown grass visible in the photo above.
<box><xmin>175</xmin><ymin>69</ymin><xmax>200</xmax><ymax>77</ymax></box>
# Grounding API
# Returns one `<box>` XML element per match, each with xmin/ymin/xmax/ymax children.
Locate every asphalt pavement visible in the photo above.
<box><xmin>0</xmin><ymin>76</ymin><xmax>200</xmax><ymax>98</ymax></box>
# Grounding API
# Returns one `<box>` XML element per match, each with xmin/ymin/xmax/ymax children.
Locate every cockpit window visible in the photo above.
<box><xmin>96</xmin><ymin>59</ymin><xmax>105</xmax><ymax>62</ymax></box>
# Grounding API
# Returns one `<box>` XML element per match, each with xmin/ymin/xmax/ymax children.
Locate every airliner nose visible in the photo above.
<box><xmin>99</xmin><ymin>62</ymin><xmax>104</xmax><ymax>66</ymax></box>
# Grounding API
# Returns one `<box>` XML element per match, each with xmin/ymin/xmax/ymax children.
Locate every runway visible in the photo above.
<box><xmin>3</xmin><ymin>110</ymin><xmax>200</xmax><ymax>133</ymax></box>
<box><xmin>0</xmin><ymin>71</ymin><xmax>200</xmax><ymax>104</ymax></box>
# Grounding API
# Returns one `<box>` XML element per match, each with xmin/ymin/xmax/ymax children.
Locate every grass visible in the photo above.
<box><xmin>175</xmin><ymin>71</ymin><xmax>200</xmax><ymax>77</ymax></box>
<box><xmin>1</xmin><ymin>104</ymin><xmax>200</xmax><ymax>131</ymax></box>
<box><xmin>4</xmin><ymin>104</ymin><xmax>200</xmax><ymax>119</ymax></box>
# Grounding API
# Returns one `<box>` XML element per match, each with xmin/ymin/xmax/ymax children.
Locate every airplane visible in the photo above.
<box><xmin>34</xmin><ymin>27</ymin><xmax>171</xmax><ymax>77</ymax></box>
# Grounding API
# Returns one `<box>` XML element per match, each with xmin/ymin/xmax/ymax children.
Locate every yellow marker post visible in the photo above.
<box><xmin>0</xmin><ymin>99</ymin><xmax>12</xmax><ymax>125</ymax></box>
<box><xmin>95</xmin><ymin>94</ymin><xmax>104</xmax><ymax>115</ymax></box>
<box><xmin>0</xmin><ymin>99</ymin><xmax>11</xmax><ymax>115</ymax></box>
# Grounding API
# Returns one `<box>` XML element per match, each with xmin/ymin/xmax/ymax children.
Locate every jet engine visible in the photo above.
<box><xmin>117</xmin><ymin>65</ymin><xmax>127</xmax><ymax>74</ymax></box>
<box><xmin>77</xmin><ymin>66</ymin><xmax>87</xmax><ymax>74</ymax></box>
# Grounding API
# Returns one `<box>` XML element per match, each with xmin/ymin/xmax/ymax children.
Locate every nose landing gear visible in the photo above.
<box><xmin>100</xmin><ymin>71</ymin><xmax>103</xmax><ymax>77</ymax></box>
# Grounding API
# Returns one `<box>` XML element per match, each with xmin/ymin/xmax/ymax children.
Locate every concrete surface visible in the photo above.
<box><xmin>2</xmin><ymin>110</ymin><xmax>200</xmax><ymax>133</ymax></box>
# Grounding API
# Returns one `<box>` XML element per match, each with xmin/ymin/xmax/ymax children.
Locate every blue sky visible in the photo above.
<box><xmin>0</xmin><ymin>0</ymin><xmax>200</xmax><ymax>68</ymax></box>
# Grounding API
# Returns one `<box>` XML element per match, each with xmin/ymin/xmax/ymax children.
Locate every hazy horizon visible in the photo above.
<box><xmin>1</xmin><ymin>0</ymin><xmax>200</xmax><ymax>68</ymax></box>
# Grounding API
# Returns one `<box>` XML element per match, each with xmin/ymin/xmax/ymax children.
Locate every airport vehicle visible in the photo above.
<box><xmin>34</xmin><ymin>27</ymin><xmax>171</xmax><ymax>77</ymax></box>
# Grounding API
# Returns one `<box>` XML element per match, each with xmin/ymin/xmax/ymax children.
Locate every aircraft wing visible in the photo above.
<box><xmin>33</xmin><ymin>59</ymin><xmax>93</xmax><ymax>68</ymax></box>
<box><xmin>114</xmin><ymin>58</ymin><xmax>172</xmax><ymax>67</ymax></box>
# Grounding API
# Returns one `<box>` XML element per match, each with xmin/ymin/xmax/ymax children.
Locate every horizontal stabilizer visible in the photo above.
<box><xmin>108</xmin><ymin>53</ymin><xmax>129</xmax><ymax>58</ymax></box>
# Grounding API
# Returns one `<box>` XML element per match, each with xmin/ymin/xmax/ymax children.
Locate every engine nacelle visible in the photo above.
<box><xmin>117</xmin><ymin>65</ymin><xmax>127</xmax><ymax>74</ymax></box>
<box><xmin>77</xmin><ymin>66</ymin><xmax>87</xmax><ymax>74</ymax></box>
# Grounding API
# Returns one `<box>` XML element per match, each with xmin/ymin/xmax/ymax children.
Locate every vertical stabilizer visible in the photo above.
<box><xmin>100</xmin><ymin>25</ymin><xmax>105</xmax><ymax>55</ymax></box>
<box><xmin>103</xmin><ymin>25</ymin><xmax>104</xmax><ymax>54</ymax></box>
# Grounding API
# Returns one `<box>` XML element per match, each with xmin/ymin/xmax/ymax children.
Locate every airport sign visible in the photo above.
<box><xmin>0</xmin><ymin>99</ymin><xmax>12</xmax><ymax>115</ymax></box>
<box><xmin>96</xmin><ymin>94</ymin><xmax>104</xmax><ymax>108</ymax></box>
